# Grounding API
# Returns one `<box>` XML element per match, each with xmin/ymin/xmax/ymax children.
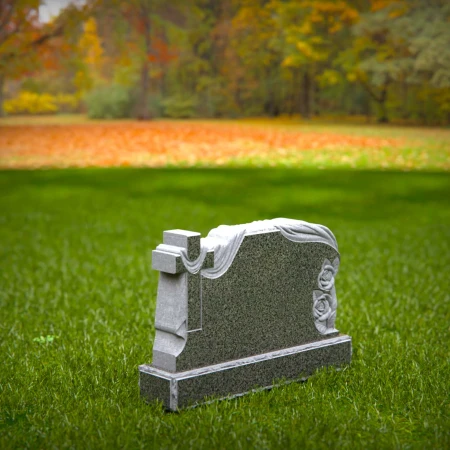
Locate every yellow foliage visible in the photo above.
<box><xmin>309</xmin><ymin>36</ymin><xmax>324</xmax><ymax>45</ymax></box>
<box><xmin>275</xmin><ymin>0</ymin><xmax>359</xmax><ymax>68</ymax></box>
<box><xmin>370</xmin><ymin>0</ymin><xmax>409</xmax><ymax>17</ymax></box>
<box><xmin>371</xmin><ymin>0</ymin><xmax>399</xmax><ymax>12</ymax></box>
<box><xmin>296</xmin><ymin>41</ymin><xmax>317</xmax><ymax>60</ymax></box>
<box><xmin>55</xmin><ymin>94</ymin><xmax>78</xmax><ymax>110</ymax></box>
<box><xmin>4</xmin><ymin>92</ymin><xmax>57</xmax><ymax>114</ymax></box>
<box><xmin>298</xmin><ymin>21</ymin><xmax>313</xmax><ymax>35</ymax></box>
<box><xmin>282</xmin><ymin>56</ymin><xmax>296</xmax><ymax>67</ymax></box>
<box><xmin>3</xmin><ymin>91</ymin><xmax>78</xmax><ymax>115</ymax></box>
<box><xmin>302</xmin><ymin>0</ymin><xmax>358</xmax><ymax>26</ymax></box>
<box><xmin>329</xmin><ymin>22</ymin><xmax>343</xmax><ymax>34</ymax></box>
<box><xmin>317</xmin><ymin>69</ymin><xmax>341</xmax><ymax>87</ymax></box>
<box><xmin>432</xmin><ymin>89</ymin><xmax>450</xmax><ymax>114</ymax></box>
<box><xmin>76</xmin><ymin>18</ymin><xmax>105</xmax><ymax>92</ymax></box>
<box><xmin>79</xmin><ymin>18</ymin><xmax>104</xmax><ymax>67</ymax></box>
<box><xmin>74</xmin><ymin>69</ymin><xmax>93</xmax><ymax>94</ymax></box>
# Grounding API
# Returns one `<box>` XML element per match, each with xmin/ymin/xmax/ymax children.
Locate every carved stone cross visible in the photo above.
<box><xmin>151</xmin><ymin>230</ymin><xmax>214</xmax><ymax>371</ymax></box>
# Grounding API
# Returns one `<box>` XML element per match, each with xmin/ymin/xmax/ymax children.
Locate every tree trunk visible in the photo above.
<box><xmin>288</xmin><ymin>69</ymin><xmax>296</xmax><ymax>117</ymax></box>
<box><xmin>138</xmin><ymin>5</ymin><xmax>152</xmax><ymax>120</ymax></box>
<box><xmin>377</xmin><ymin>83</ymin><xmax>388</xmax><ymax>123</ymax></box>
<box><xmin>0</xmin><ymin>74</ymin><xmax>4</xmax><ymax>118</ymax></box>
<box><xmin>313</xmin><ymin>77</ymin><xmax>320</xmax><ymax>116</ymax></box>
<box><xmin>364</xmin><ymin>97</ymin><xmax>372</xmax><ymax>123</ymax></box>
<box><xmin>301</xmin><ymin>71</ymin><xmax>311</xmax><ymax>119</ymax></box>
<box><xmin>401</xmin><ymin>80</ymin><xmax>409</xmax><ymax>119</ymax></box>
<box><xmin>358</xmin><ymin>77</ymin><xmax>390</xmax><ymax>123</ymax></box>
<box><xmin>264</xmin><ymin>75</ymin><xmax>279</xmax><ymax>117</ymax></box>
<box><xmin>139</xmin><ymin>61</ymin><xmax>151</xmax><ymax>120</ymax></box>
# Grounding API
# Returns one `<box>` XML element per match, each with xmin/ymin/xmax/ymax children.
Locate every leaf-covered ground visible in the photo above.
<box><xmin>1</xmin><ymin>168</ymin><xmax>449</xmax><ymax>449</ymax></box>
<box><xmin>1</xmin><ymin>116</ymin><xmax>449</xmax><ymax>170</ymax></box>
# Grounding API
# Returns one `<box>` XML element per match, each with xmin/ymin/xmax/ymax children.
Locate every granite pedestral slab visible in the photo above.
<box><xmin>139</xmin><ymin>218</ymin><xmax>352</xmax><ymax>410</ymax></box>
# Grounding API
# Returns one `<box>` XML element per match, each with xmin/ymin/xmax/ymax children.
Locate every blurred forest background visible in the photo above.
<box><xmin>1</xmin><ymin>0</ymin><xmax>449</xmax><ymax>125</ymax></box>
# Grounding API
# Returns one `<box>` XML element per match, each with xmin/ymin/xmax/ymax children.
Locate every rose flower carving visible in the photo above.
<box><xmin>313</xmin><ymin>290</ymin><xmax>338</xmax><ymax>335</ymax></box>
<box><xmin>313</xmin><ymin>257</ymin><xmax>340</xmax><ymax>335</ymax></box>
<box><xmin>318</xmin><ymin>257</ymin><xmax>339</xmax><ymax>291</ymax></box>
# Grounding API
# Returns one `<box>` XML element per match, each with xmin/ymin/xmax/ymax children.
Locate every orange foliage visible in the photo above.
<box><xmin>39</xmin><ymin>37</ymin><xmax>68</xmax><ymax>71</ymax></box>
<box><xmin>148</xmin><ymin>37</ymin><xmax>178</xmax><ymax>64</ymax></box>
<box><xmin>0</xmin><ymin>1</ymin><xmax>63</xmax><ymax>80</ymax></box>
<box><xmin>0</xmin><ymin>122</ymin><xmax>406</xmax><ymax>169</ymax></box>
<box><xmin>370</xmin><ymin>0</ymin><xmax>407</xmax><ymax>13</ymax></box>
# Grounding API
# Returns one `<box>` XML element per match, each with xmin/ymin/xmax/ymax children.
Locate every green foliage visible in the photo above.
<box><xmin>113</xmin><ymin>64</ymin><xmax>140</xmax><ymax>89</ymax></box>
<box><xmin>344</xmin><ymin>0</ymin><xmax>450</xmax><ymax>122</ymax></box>
<box><xmin>84</xmin><ymin>85</ymin><xmax>133</xmax><ymax>119</ymax></box>
<box><xmin>147</xmin><ymin>93</ymin><xmax>164</xmax><ymax>118</ymax></box>
<box><xmin>0</xmin><ymin>168</ymin><xmax>449</xmax><ymax>448</ymax></box>
<box><xmin>161</xmin><ymin>94</ymin><xmax>197</xmax><ymax>118</ymax></box>
<box><xmin>33</xmin><ymin>335</ymin><xmax>59</xmax><ymax>345</ymax></box>
<box><xmin>20</xmin><ymin>78</ymin><xmax>44</xmax><ymax>94</ymax></box>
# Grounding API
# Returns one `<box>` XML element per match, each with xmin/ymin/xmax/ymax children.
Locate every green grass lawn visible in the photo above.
<box><xmin>1</xmin><ymin>168</ymin><xmax>449</xmax><ymax>449</ymax></box>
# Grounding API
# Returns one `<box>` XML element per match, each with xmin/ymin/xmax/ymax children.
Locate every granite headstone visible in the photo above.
<box><xmin>139</xmin><ymin>218</ymin><xmax>352</xmax><ymax>410</ymax></box>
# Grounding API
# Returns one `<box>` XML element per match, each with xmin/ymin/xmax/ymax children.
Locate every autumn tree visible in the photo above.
<box><xmin>74</xmin><ymin>17</ymin><xmax>105</xmax><ymax>95</ymax></box>
<box><xmin>1</xmin><ymin>1</ymin><xmax>45</xmax><ymax>115</ymax></box>
<box><xmin>274</xmin><ymin>0</ymin><xmax>358</xmax><ymax>118</ymax></box>
<box><xmin>93</xmin><ymin>0</ymin><xmax>184</xmax><ymax>119</ymax></box>
<box><xmin>0</xmin><ymin>0</ymin><xmax>87</xmax><ymax>116</ymax></box>
<box><xmin>171</xmin><ymin>1</ymin><xmax>223</xmax><ymax>117</ymax></box>
<box><xmin>3</xmin><ymin>0</ymin><xmax>448</xmax><ymax>123</ymax></box>
<box><xmin>230</xmin><ymin>0</ymin><xmax>284</xmax><ymax>116</ymax></box>
<box><xmin>341</xmin><ymin>0</ymin><xmax>450</xmax><ymax>123</ymax></box>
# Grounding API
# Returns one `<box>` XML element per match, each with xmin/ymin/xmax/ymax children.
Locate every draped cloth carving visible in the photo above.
<box><xmin>180</xmin><ymin>218</ymin><xmax>338</xmax><ymax>279</ymax></box>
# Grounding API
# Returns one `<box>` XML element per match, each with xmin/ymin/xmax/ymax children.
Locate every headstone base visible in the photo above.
<box><xmin>139</xmin><ymin>335</ymin><xmax>352</xmax><ymax>411</ymax></box>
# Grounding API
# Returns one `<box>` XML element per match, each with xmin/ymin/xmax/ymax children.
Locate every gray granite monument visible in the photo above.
<box><xmin>139</xmin><ymin>218</ymin><xmax>352</xmax><ymax>410</ymax></box>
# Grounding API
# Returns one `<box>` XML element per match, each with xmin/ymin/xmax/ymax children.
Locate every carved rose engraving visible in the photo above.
<box><xmin>318</xmin><ymin>257</ymin><xmax>339</xmax><ymax>291</ymax></box>
<box><xmin>313</xmin><ymin>257</ymin><xmax>339</xmax><ymax>335</ymax></box>
<box><xmin>313</xmin><ymin>292</ymin><xmax>333</xmax><ymax>319</ymax></box>
<box><xmin>313</xmin><ymin>290</ymin><xmax>338</xmax><ymax>334</ymax></box>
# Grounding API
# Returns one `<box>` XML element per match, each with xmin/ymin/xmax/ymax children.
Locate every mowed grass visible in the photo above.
<box><xmin>0</xmin><ymin>168</ymin><xmax>449</xmax><ymax>449</ymax></box>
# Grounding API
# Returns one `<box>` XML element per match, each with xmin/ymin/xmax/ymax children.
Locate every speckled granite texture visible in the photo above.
<box><xmin>140</xmin><ymin>335</ymin><xmax>352</xmax><ymax>410</ymax></box>
<box><xmin>141</xmin><ymin>219</ymin><xmax>352</xmax><ymax>409</ymax></box>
